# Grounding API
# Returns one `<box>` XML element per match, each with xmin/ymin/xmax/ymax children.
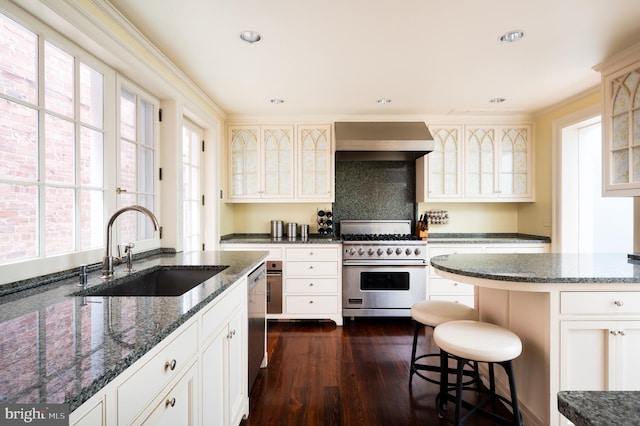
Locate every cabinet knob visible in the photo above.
<box><xmin>228</xmin><ymin>329</ymin><xmax>236</xmax><ymax>339</ymax></box>
<box><xmin>309</xmin><ymin>300</ymin><xmax>314</xmax><ymax>304</ymax></box>
<box><xmin>309</xmin><ymin>282</ymin><xmax>314</xmax><ymax>286</ymax></box>
<box><xmin>164</xmin><ymin>359</ymin><xmax>177</xmax><ymax>371</ymax></box>
<box><xmin>614</xmin><ymin>300</ymin><xmax>624</xmax><ymax>307</ymax></box>
<box><xmin>165</xmin><ymin>397</ymin><xmax>176</xmax><ymax>408</ymax></box>
<box><xmin>309</xmin><ymin>265</ymin><xmax>314</xmax><ymax>269</ymax></box>
<box><xmin>309</xmin><ymin>252</ymin><xmax>314</xmax><ymax>255</ymax></box>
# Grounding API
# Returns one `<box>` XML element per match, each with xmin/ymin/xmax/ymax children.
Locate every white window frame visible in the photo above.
<box><xmin>182</xmin><ymin>118</ymin><xmax>204</xmax><ymax>252</ymax></box>
<box><xmin>0</xmin><ymin>5</ymin><xmax>116</xmax><ymax>283</ymax></box>
<box><xmin>115</xmin><ymin>75</ymin><xmax>161</xmax><ymax>255</ymax></box>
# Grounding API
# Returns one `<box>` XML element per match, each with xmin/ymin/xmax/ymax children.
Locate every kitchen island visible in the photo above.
<box><xmin>0</xmin><ymin>250</ymin><xmax>268</xmax><ymax>425</ymax></box>
<box><xmin>430</xmin><ymin>253</ymin><xmax>640</xmax><ymax>426</ymax></box>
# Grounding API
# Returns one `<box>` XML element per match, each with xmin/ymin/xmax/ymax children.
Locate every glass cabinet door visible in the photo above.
<box><xmin>297</xmin><ymin>125</ymin><xmax>333</xmax><ymax>200</ymax></box>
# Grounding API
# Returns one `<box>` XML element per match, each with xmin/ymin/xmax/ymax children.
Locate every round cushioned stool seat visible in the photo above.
<box><xmin>411</xmin><ymin>300</ymin><xmax>478</xmax><ymax>327</ymax></box>
<box><xmin>434</xmin><ymin>320</ymin><xmax>522</xmax><ymax>363</ymax></box>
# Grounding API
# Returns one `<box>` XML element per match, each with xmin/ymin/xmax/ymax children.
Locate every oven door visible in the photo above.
<box><xmin>342</xmin><ymin>261</ymin><xmax>426</xmax><ymax>317</ymax></box>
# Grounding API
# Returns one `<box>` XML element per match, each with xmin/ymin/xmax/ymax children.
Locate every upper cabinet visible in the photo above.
<box><xmin>597</xmin><ymin>42</ymin><xmax>640</xmax><ymax>196</ymax></box>
<box><xmin>417</xmin><ymin>124</ymin><xmax>534</xmax><ymax>202</ymax></box>
<box><xmin>296</xmin><ymin>124</ymin><xmax>333</xmax><ymax>200</ymax></box>
<box><xmin>465</xmin><ymin>125</ymin><xmax>532</xmax><ymax>200</ymax></box>
<box><xmin>417</xmin><ymin>126</ymin><xmax>463</xmax><ymax>200</ymax></box>
<box><xmin>227</xmin><ymin>124</ymin><xmax>333</xmax><ymax>203</ymax></box>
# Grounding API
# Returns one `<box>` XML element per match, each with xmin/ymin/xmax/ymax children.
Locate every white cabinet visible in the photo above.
<box><xmin>465</xmin><ymin>125</ymin><xmax>533</xmax><ymax>200</ymax></box>
<box><xmin>561</xmin><ymin>320</ymin><xmax>640</xmax><ymax>391</ymax></box>
<box><xmin>70</xmin><ymin>276</ymin><xmax>250</xmax><ymax>426</ymax></box>
<box><xmin>284</xmin><ymin>246</ymin><xmax>342</xmax><ymax>325</ymax></box>
<box><xmin>416</xmin><ymin>125</ymin><xmax>463</xmax><ymax>201</ymax></box>
<box><xmin>428</xmin><ymin>245</ymin><xmax>483</xmax><ymax>307</ymax></box>
<box><xmin>428</xmin><ymin>242</ymin><xmax>549</xmax><ymax>308</ymax></box>
<box><xmin>297</xmin><ymin>124</ymin><xmax>333</xmax><ymax>200</ymax></box>
<box><xmin>417</xmin><ymin>124</ymin><xmax>534</xmax><ymax>202</ymax></box>
<box><xmin>228</xmin><ymin>125</ymin><xmax>294</xmax><ymax>200</ymax></box>
<box><xmin>559</xmin><ymin>291</ymin><xmax>640</xmax><ymax>424</ymax></box>
<box><xmin>201</xmin><ymin>280</ymin><xmax>248</xmax><ymax>426</ymax></box>
<box><xmin>227</xmin><ymin>123</ymin><xmax>333</xmax><ymax>202</ymax></box>
<box><xmin>117</xmin><ymin>322</ymin><xmax>198</xmax><ymax>425</ymax></box>
<box><xmin>139</xmin><ymin>361</ymin><xmax>199</xmax><ymax>426</ymax></box>
<box><xmin>596</xmin><ymin>41</ymin><xmax>640</xmax><ymax>196</ymax></box>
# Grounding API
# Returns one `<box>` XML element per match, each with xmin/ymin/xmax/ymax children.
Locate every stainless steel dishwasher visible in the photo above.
<box><xmin>247</xmin><ymin>262</ymin><xmax>266</xmax><ymax>392</ymax></box>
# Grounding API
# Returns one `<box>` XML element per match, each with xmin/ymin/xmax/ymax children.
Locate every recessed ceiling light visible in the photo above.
<box><xmin>240</xmin><ymin>30</ymin><xmax>261</xmax><ymax>43</ymax></box>
<box><xmin>489</xmin><ymin>97</ymin><xmax>506</xmax><ymax>103</ymax></box>
<box><xmin>498</xmin><ymin>30</ymin><xmax>524</xmax><ymax>43</ymax></box>
<box><xmin>377</xmin><ymin>98</ymin><xmax>392</xmax><ymax>104</ymax></box>
<box><xmin>270</xmin><ymin>98</ymin><xmax>284</xmax><ymax>104</ymax></box>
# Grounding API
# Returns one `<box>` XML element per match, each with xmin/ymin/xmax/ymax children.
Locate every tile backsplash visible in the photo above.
<box><xmin>333</xmin><ymin>160</ymin><xmax>416</xmax><ymax>233</ymax></box>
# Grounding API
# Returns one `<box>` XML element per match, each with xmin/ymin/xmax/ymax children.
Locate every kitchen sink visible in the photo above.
<box><xmin>76</xmin><ymin>266</ymin><xmax>229</xmax><ymax>297</ymax></box>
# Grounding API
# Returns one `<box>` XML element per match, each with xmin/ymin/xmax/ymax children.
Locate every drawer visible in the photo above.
<box><xmin>429</xmin><ymin>278</ymin><xmax>474</xmax><ymax>295</ymax></box>
<box><xmin>561</xmin><ymin>292</ymin><xmax>640</xmax><ymax>315</ymax></box>
<box><xmin>285</xmin><ymin>246</ymin><xmax>339</xmax><ymax>260</ymax></box>
<box><xmin>201</xmin><ymin>280</ymin><xmax>244</xmax><ymax>342</ymax></box>
<box><xmin>430</xmin><ymin>295</ymin><xmax>475</xmax><ymax>308</ymax></box>
<box><xmin>286</xmin><ymin>278</ymin><xmax>338</xmax><ymax>294</ymax></box>
<box><xmin>117</xmin><ymin>321</ymin><xmax>198</xmax><ymax>425</ymax></box>
<box><xmin>286</xmin><ymin>295</ymin><xmax>339</xmax><ymax>314</ymax></box>
<box><xmin>285</xmin><ymin>261</ymin><xmax>338</xmax><ymax>276</ymax></box>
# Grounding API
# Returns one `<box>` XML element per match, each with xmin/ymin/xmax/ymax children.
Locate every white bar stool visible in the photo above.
<box><xmin>433</xmin><ymin>320</ymin><xmax>523</xmax><ymax>426</ymax></box>
<box><xmin>409</xmin><ymin>300</ymin><xmax>478</xmax><ymax>387</ymax></box>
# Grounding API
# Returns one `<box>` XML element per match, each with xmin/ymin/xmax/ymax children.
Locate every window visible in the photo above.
<box><xmin>182</xmin><ymin>120</ymin><xmax>202</xmax><ymax>252</ymax></box>
<box><xmin>0</xmin><ymin>13</ymin><xmax>106</xmax><ymax>265</ymax></box>
<box><xmin>116</xmin><ymin>79</ymin><xmax>159</xmax><ymax>246</ymax></box>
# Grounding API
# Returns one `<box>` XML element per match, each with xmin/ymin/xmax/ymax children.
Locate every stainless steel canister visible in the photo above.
<box><xmin>287</xmin><ymin>222</ymin><xmax>298</xmax><ymax>240</ymax></box>
<box><xmin>300</xmin><ymin>224</ymin><xmax>309</xmax><ymax>240</ymax></box>
<box><xmin>271</xmin><ymin>220</ymin><xmax>283</xmax><ymax>239</ymax></box>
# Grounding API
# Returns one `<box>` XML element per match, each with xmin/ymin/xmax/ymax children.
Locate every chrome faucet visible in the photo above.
<box><xmin>102</xmin><ymin>205</ymin><xmax>160</xmax><ymax>278</ymax></box>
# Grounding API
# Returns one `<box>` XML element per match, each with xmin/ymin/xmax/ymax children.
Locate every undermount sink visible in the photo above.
<box><xmin>77</xmin><ymin>266</ymin><xmax>229</xmax><ymax>297</ymax></box>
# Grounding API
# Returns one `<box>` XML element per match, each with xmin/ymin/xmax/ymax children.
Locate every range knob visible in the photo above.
<box><xmin>414</xmin><ymin>248</ymin><xmax>422</xmax><ymax>256</ymax></box>
<box><xmin>367</xmin><ymin>248</ymin><xmax>375</xmax><ymax>256</ymax></box>
<box><xmin>387</xmin><ymin>248</ymin><xmax>394</xmax><ymax>255</ymax></box>
<box><xmin>377</xmin><ymin>248</ymin><xmax>384</xmax><ymax>256</ymax></box>
<box><xmin>405</xmin><ymin>248</ymin><xmax>412</xmax><ymax>255</ymax></box>
<box><xmin>358</xmin><ymin>248</ymin><xmax>365</xmax><ymax>255</ymax></box>
<box><xmin>395</xmin><ymin>248</ymin><xmax>402</xmax><ymax>255</ymax></box>
<box><xmin>348</xmin><ymin>248</ymin><xmax>356</xmax><ymax>255</ymax></box>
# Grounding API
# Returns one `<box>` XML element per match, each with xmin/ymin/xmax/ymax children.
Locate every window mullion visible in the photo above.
<box><xmin>74</xmin><ymin>57</ymin><xmax>81</xmax><ymax>252</ymax></box>
<box><xmin>37</xmin><ymin>32</ymin><xmax>46</xmax><ymax>259</ymax></box>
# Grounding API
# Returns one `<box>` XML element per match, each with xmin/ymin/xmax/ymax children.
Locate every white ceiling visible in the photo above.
<box><xmin>108</xmin><ymin>0</ymin><xmax>640</xmax><ymax>118</ymax></box>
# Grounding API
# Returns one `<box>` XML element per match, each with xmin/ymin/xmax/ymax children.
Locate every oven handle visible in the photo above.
<box><xmin>342</xmin><ymin>260</ymin><xmax>427</xmax><ymax>267</ymax></box>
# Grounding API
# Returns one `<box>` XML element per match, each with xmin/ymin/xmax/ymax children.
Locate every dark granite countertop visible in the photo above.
<box><xmin>0</xmin><ymin>250</ymin><xmax>268</xmax><ymax>411</ymax></box>
<box><xmin>220</xmin><ymin>233</ymin><xmax>340</xmax><ymax>244</ymax></box>
<box><xmin>558</xmin><ymin>391</ymin><xmax>640</xmax><ymax>426</ymax></box>
<box><xmin>427</xmin><ymin>233</ymin><xmax>550</xmax><ymax>244</ymax></box>
<box><xmin>220</xmin><ymin>233</ymin><xmax>550</xmax><ymax>245</ymax></box>
<box><xmin>431</xmin><ymin>253</ymin><xmax>640</xmax><ymax>284</ymax></box>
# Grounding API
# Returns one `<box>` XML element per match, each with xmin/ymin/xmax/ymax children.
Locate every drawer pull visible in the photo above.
<box><xmin>165</xmin><ymin>397</ymin><xmax>176</xmax><ymax>408</ymax></box>
<box><xmin>309</xmin><ymin>265</ymin><xmax>314</xmax><ymax>269</ymax></box>
<box><xmin>614</xmin><ymin>300</ymin><xmax>624</xmax><ymax>307</ymax></box>
<box><xmin>309</xmin><ymin>282</ymin><xmax>314</xmax><ymax>287</ymax></box>
<box><xmin>309</xmin><ymin>251</ymin><xmax>314</xmax><ymax>255</ymax></box>
<box><xmin>165</xmin><ymin>359</ymin><xmax>177</xmax><ymax>371</ymax></box>
<box><xmin>227</xmin><ymin>329</ymin><xmax>236</xmax><ymax>339</ymax></box>
<box><xmin>309</xmin><ymin>300</ymin><xmax>314</xmax><ymax>304</ymax></box>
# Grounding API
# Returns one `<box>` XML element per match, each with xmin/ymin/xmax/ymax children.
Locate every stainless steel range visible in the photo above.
<box><xmin>341</xmin><ymin>220</ymin><xmax>427</xmax><ymax>318</ymax></box>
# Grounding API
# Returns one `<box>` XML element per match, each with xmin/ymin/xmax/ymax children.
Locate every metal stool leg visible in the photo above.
<box><xmin>409</xmin><ymin>320</ymin><xmax>421</xmax><ymax>387</ymax></box>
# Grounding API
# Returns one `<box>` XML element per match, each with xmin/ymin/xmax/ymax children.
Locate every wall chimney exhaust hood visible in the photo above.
<box><xmin>335</xmin><ymin>122</ymin><xmax>434</xmax><ymax>161</ymax></box>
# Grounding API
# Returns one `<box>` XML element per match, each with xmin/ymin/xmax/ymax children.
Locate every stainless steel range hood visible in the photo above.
<box><xmin>335</xmin><ymin>122</ymin><xmax>434</xmax><ymax>161</ymax></box>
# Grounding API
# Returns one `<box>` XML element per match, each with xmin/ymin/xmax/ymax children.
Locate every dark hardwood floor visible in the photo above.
<box><xmin>241</xmin><ymin>317</ymin><xmax>508</xmax><ymax>426</ymax></box>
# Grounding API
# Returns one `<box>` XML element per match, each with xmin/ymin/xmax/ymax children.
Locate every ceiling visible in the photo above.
<box><xmin>108</xmin><ymin>0</ymin><xmax>640</xmax><ymax>119</ymax></box>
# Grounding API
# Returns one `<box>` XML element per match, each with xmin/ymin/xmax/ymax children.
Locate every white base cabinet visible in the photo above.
<box><xmin>428</xmin><ymin>242</ymin><xmax>549</xmax><ymax>308</ymax></box>
<box><xmin>70</xmin><ymin>278</ymin><xmax>249</xmax><ymax>426</ymax></box>
<box><xmin>222</xmin><ymin>244</ymin><xmax>342</xmax><ymax>325</ymax></box>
